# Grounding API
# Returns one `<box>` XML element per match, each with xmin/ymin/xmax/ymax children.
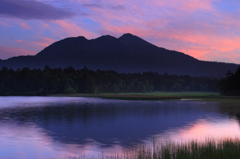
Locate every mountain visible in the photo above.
<box><xmin>0</xmin><ymin>33</ymin><xmax>239</xmax><ymax>78</ymax></box>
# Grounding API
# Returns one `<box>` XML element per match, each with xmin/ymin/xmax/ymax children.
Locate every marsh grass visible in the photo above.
<box><xmin>133</xmin><ymin>138</ymin><xmax>240</xmax><ymax>159</ymax></box>
<box><xmin>79</xmin><ymin>138</ymin><xmax>240</xmax><ymax>159</ymax></box>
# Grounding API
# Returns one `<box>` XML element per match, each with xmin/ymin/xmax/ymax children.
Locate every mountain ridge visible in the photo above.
<box><xmin>0</xmin><ymin>33</ymin><xmax>239</xmax><ymax>78</ymax></box>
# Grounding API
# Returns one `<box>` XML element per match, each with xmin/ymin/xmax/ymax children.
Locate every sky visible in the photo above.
<box><xmin>0</xmin><ymin>0</ymin><xmax>240</xmax><ymax>63</ymax></box>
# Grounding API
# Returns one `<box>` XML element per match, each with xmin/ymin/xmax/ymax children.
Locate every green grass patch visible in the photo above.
<box><xmin>50</xmin><ymin>92</ymin><xmax>240</xmax><ymax>102</ymax></box>
<box><xmin>50</xmin><ymin>92</ymin><xmax>223</xmax><ymax>100</ymax></box>
<box><xmin>101</xmin><ymin>91</ymin><xmax>220</xmax><ymax>96</ymax></box>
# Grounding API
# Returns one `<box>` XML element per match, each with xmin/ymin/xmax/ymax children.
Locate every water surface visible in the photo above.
<box><xmin>0</xmin><ymin>97</ymin><xmax>239</xmax><ymax>158</ymax></box>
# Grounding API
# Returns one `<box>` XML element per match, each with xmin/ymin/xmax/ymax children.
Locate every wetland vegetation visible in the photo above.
<box><xmin>79</xmin><ymin>138</ymin><xmax>240</xmax><ymax>159</ymax></box>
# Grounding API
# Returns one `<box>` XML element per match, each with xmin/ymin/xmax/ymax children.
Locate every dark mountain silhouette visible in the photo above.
<box><xmin>0</xmin><ymin>33</ymin><xmax>239</xmax><ymax>78</ymax></box>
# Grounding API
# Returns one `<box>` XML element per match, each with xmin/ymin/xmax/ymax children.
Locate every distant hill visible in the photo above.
<box><xmin>0</xmin><ymin>33</ymin><xmax>239</xmax><ymax>78</ymax></box>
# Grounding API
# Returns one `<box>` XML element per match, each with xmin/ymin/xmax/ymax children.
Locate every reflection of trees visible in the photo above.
<box><xmin>0</xmin><ymin>100</ymin><xmax>215</xmax><ymax>147</ymax></box>
<box><xmin>217</xmin><ymin>101</ymin><xmax>240</xmax><ymax>123</ymax></box>
<box><xmin>235</xmin><ymin>114</ymin><xmax>240</xmax><ymax>123</ymax></box>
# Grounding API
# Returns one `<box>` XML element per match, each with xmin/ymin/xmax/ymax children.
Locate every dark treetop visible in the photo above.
<box><xmin>218</xmin><ymin>66</ymin><xmax>240</xmax><ymax>95</ymax></box>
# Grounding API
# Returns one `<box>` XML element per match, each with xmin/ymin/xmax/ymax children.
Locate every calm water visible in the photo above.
<box><xmin>0</xmin><ymin>97</ymin><xmax>239</xmax><ymax>158</ymax></box>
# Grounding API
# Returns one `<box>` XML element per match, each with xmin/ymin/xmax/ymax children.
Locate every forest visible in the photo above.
<box><xmin>0</xmin><ymin>66</ymin><xmax>219</xmax><ymax>95</ymax></box>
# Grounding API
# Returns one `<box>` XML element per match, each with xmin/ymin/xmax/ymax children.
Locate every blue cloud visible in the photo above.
<box><xmin>0</xmin><ymin>0</ymin><xmax>75</xmax><ymax>20</ymax></box>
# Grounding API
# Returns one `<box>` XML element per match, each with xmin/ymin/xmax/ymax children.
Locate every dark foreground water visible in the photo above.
<box><xmin>0</xmin><ymin>97</ymin><xmax>239</xmax><ymax>158</ymax></box>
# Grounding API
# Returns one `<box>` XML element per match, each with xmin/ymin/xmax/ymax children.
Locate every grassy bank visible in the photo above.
<box><xmin>50</xmin><ymin>91</ymin><xmax>226</xmax><ymax>100</ymax></box>
<box><xmin>79</xmin><ymin>138</ymin><xmax>240</xmax><ymax>159</ymax></box>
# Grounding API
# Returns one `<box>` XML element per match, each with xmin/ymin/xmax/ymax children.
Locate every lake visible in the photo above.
<box><xmin>0</xmin><ymin>97</ymin><xmax>239</xmax><ymax>159</ymax></box>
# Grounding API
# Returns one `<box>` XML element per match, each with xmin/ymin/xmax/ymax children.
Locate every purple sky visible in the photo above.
<box><xmin>0</xmin><ymin>0</ymin><xmax>240</xmax><ymax>63</ymax></box>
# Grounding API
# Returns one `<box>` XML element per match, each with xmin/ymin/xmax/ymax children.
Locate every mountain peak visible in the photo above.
<box><xmin>61</xmin><ymin>36</ymin><xmax>88</xmax><ymax>42</ymax></box>
<box><xmin>95</xmin><ymin>35</ymin><xmax>117</xmax><ymax>40</ymax></box>
<box><xmin>92</xmin><ymin>35</ymin><xmax>118</xmax><ymax>45</ymax></box>
<box><xmin>118</xmin><ymin>33</ymin><xmax>137</xmax><ymax>40</ymax></box>
<box><xmin>76</xmin><ymin>36</ymin><xmax>88</xmax><ymax>40</ymax></box>
<box><xmin>118</xmin><ymin>33</ymin><xmax>153</xmax><ymax>46</ymax></box>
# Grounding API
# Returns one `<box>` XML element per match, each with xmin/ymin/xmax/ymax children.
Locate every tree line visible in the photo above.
<box><xmin>218</xmin><ymin>66</ymin><xmax>240</xmax><ymax>95</ymax></box>
<box><xmin>0</xmin><ymin>66</ymin><xmax>219</xmax><ymax>95</ymax></box>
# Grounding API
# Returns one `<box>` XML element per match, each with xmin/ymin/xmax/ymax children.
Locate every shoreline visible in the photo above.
<box><xmin>48</xmin><ymin>92</ymin><xmax>240</xmax><ymax>102</ymax></box>
<box><xmin>1</xmin><ymin>92</ymin><xmax>239</xmax><ymax>102</ymax></box>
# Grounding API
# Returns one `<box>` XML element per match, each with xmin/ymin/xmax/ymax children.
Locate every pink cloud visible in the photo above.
<box><xmin>17</xmin><ymin>37</ymin><xmax>56</xmax><ymax>52</ymax></box>
<box><xmin>19</xmin><ymin>22</ymin><xmax>31</xmax><ymax>30</ymax></box>
<box><xmin>165</xmin><ymin>0</ymin><xmax>218</xmax><ymax>12</ymax></box>
<box><xmin>40</xmin><ymin>22</ymin><xmax>50</xmax><ymax>28</ymax></box>
<box><xmin>0</xmin><ymin>21</ymin><xmax>12</xmax><ymax>27</ymax></box>
<box><xmin>0</xmin><ymin>45</ymin><xmax>36</xmax><ymax>59</ymax></box>
<box><xmin>32</xmin><ymin>37</ymin><xmax>55</xmax><ymax>48</ymax></box>
<box><xmin>15</xmin><ymin>40</ymin><xmax>24</xmax><ymax>43</ymax></box>
<box><xmin>54</xmin><ymin>20</ymin><xmax>97</xmax><ymax>38</ymax></box>
<box><xmin>179</xmin><ymin>47</ymin><xmax>211</xmax><ymax>59</ymax></box>
<box><xmin>199</xmin><ymin>49</ymin><xmax>240</xmax><ymax>64</ymax></box>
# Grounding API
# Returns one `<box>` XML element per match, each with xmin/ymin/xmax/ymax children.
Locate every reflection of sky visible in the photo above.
<box><xmin>0</xmin><ymin>97</ymin><xmax>239</xmax><ymax>158</ymax></box>
<box><xmin>0</xmin><ymin>96</ymin><xmax>98</xmax><ymax>108</ymax></box>
<box><xmin>153</xmin><ymin>118</ymin><xmax>240</xmax><ymax>143</ymax></box>
<box><xmin>180</xmin><ymin>119</ymin><xmax>240</xmax><ymax>139</ymax></box>
<box><xmin>1</xmin><ymin>117</ymin><xmax>239</xmax><ymax>158</ymax></box>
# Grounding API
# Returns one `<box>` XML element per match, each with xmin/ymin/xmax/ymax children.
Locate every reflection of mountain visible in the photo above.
<box><xmin>0</xmin><ymin>33</ymin><xmax>238</xmax><ymax>78</ymax></box>
<box><xmin>0</xmin><ymin>99</ymin><xmax>219</xmax><ymax>147</ymax></box>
